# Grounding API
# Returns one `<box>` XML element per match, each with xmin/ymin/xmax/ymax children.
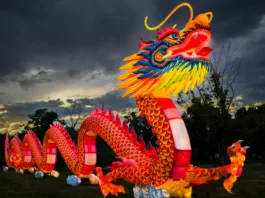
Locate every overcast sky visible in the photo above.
<box><xmin>0</xmin><ymin>0</ymin><xmax>264</xmax><ymax>123</ymax></box>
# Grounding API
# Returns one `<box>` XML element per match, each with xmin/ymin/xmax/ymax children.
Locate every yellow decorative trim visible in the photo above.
<box><xmin>152</xmin><ymin>89</ymin><xmax>169</xmax><ymax>98</ymax></box>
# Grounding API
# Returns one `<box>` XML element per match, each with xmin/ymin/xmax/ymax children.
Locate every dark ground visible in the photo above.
<box><xmin>0</xmin><ymin>163</ymin><xmax>264</xmax><ymax>198</ymax></box>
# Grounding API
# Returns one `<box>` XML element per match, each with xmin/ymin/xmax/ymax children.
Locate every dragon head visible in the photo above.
<box><xmin>117</xmin><ymin>3</ymin><xmax>213</xmax><ymax>98</ymax></box>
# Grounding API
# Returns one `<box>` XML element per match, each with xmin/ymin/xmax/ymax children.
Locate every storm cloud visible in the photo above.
<box><xmin>0</xmin><ymin>0</ymin><xmax>265</xmax><ymax>122</ymax></box>
<box><xmin>1</xmin><ymin>90</ymin><xmax>135</xmax><ymax>122</ymax></box>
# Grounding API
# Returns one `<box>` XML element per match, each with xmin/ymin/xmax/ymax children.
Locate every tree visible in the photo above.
<box><xmin>63</xmin><ymin>99</ymin><xmax>84</xmax><ymax>142</ymax></box>
<box><xmin>177</xmin><ymin>40</ymin><xmax>242</xmax><ymax>164</ymax></box>
<box><xmin>234</xmin><ymin>103</ymin><xmax>265</xmax><ymax>161</ymax></box>
<box><xmin>64</xmin><ymin>99</ymin><xmax>84</xmax><ymax>130</ymax></box>
<box><xmin>25</xmin><ymin>109</ymin><xmax>65</xmax><ymax>142</ymax></box>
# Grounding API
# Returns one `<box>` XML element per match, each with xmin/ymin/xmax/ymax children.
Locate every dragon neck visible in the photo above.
<box><xmin>136</xmin><ymin>89</ymin><xmax>192</xmax><ymax>183</ymax></box>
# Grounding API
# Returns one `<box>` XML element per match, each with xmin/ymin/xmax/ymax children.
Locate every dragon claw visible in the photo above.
<box><xmin>227</xmin><ymin>189</ymin><xmax>233</xmax><ymax>194</ymax></box>
<box><xmin>225</xmin><ymin>140</ymin><xmax>248</xmax><ymax>195</ymax></box>
<box><xmin>96</xmin><ymin>167</ymin><xmax>125</xmax><ymax>197</ymax></box>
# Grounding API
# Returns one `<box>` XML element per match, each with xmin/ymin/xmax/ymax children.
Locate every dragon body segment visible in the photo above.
<box><xmin>5</xmin><ymin>124</ymin><xmax>98</xmax><ymax>178</ymax></box>
<box><xmin>3</xmin><ymin>3</ymin><xmax>248</xmax><ymax>198</ymax></box>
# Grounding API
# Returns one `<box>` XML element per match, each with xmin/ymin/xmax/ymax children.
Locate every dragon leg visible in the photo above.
<box><xmin>96</xmin><ymin>165</ymin><xmax>189</xmax><ymax>198</ymax></box>
<box><xmin>96</xmin><ymin>167</ymin><xmax>125</xmax><ymax>197</ymax></box>
<box><xmin>185</xmin><ymin>140</ymin><xmax>249</xmax><ymax>195</ymax></box>
<box><xmin>223</xmin><ymin>140</ymin><xmax>249</xmax><ymax>193</ymax></box>
<box><xmin>96</xmin><ymin>164</ymin><xmax>161</xmax><ymax>197</ymax></box>
<box><xmin>96</xmin><ymin>165</ymin><xmax>152</xmax><ymax>197</ymax></box>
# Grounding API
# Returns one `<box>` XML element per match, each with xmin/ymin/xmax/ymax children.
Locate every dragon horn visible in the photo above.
<box><xmin>244</xmin><ymin>146</ymin><xmax>250</xmax><ymax>149</ymax></box>
<box><xmin>237</xmin><ymin>140</ymin><xmax>244</xmax><ymax>143</ymax></box>
<box><xmin>204</xmin><ymin>12</ymin><xmax>213</xmax><ymax>23</ymax></box>
<box><xmin>144</xmin><ymin>3</ymin><xmax>194</xmax><ymax>31</ymax></box>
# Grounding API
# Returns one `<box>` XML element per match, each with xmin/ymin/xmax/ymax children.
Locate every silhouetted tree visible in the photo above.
<box><xmin>25</xmin><ymin>109</ymin><xmax>65</xmax><ymax>142</ymax></box>
<box><xmin>234</xmin><ymin>103</ymin><xmax>265</xmax><ymax>161</ymax></box>
<box><xmin>64</xmin><ymin>99</ymin><xmax>84</xmax><ymax>130</ymax></box>
<box><xmin>63</xmin><ymin>99</ymin><xmax>84</xmax><ymax>142</ymax></box>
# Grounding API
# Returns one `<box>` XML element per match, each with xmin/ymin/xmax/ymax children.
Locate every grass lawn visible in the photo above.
<box><xmin>0</xmin><ymin>163</ymin><xmax>264</xmax><ymax>198</ymax></box>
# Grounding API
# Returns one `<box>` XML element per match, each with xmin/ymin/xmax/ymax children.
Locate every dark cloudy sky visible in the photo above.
<box><xmin>0</xmin><ymin>0</ymin><xmax>264</xmax><ymax>122</ymax></box>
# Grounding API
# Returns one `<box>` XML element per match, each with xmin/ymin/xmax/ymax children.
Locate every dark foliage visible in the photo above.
<box><xmin>124</xmin><ymin>112</ymin><xmax>157</xmax><ymax>148</ymax></box>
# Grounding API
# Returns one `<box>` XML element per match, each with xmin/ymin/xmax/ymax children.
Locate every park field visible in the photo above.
<box><xmin>0</xmin><ymin>163</ymin><xmax>264</xmax><ymax>198</ymax></box>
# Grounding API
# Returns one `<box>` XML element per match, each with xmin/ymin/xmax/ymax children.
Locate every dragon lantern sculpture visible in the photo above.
<box><xmin>4</xmin><ymin>3</ymin><xmax>248</xmax><ymax>198</ymax></box>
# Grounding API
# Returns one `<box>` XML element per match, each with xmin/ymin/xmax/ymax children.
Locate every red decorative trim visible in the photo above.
<box><xmin>84</xmin><ymin>145</ymin><xmax>96</xmax><ymax>153</ymax></box>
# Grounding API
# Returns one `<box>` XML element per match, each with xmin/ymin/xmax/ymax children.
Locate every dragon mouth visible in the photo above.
<box><xmin>165</xmin><ymin>29</ymin><xmax>213</xmax><ymax>61</ymax></box>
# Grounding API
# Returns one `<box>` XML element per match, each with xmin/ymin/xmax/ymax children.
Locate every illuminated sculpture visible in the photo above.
<box><xmin>4</xmin><ymin>3</ymin><xmax>249</xmax><ymax>198</ymax></box>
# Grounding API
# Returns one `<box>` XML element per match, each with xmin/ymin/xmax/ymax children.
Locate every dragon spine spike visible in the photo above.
<box><xmin>130</xmin><ymin>128</ymin><xmax>137</xmax><ymax>144</ymax></box>
<box><xmin>122</xmin><ymin>121</ymin><xmax>129</xmax><ymax>131</ymax></box>
<box><xmin>138</xmin><ymin>136</ymin><xmax>147</xmax><ymax>153</ymax></box>
<box><xmin>108</xmin><ymin>109</ymin><xmax>114</xmax><ymax>120</ymax></box>
<box><xmin>102</xmin><ymin>106</ymin><xmax>106</xmax><ymax>113</ymax></box>
<box><xmin>147</xmin><ymin>142</ymin><xmax>157</xmax><ymax>155</ymax></box>
<box><xmin>95</xmin><ymin>106</ymin><xmax>100</xmax><ymax>113</ymax></box>
<box><xmin>115</xmin><ymin>114</ymin><xmax>121</xmax><ymax>126</ymax></box>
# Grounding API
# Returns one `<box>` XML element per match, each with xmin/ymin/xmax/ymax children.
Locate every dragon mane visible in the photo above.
<box><xmin>117</xmin><ymin>3</ymin><xmax>213</xmax><ymax>98</ymax></box>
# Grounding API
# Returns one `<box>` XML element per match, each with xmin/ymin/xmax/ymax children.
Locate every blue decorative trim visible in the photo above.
<box><xmin>134</xmin><ymin>39</ymin><xmax>210</xmax><ymax>80</ymax></box>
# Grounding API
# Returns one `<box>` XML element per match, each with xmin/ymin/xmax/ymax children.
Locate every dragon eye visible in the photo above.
<box><xmin>167</xmin><ymin>33</ymin><xmax>179</xmax><ymax>40</ymax></box>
